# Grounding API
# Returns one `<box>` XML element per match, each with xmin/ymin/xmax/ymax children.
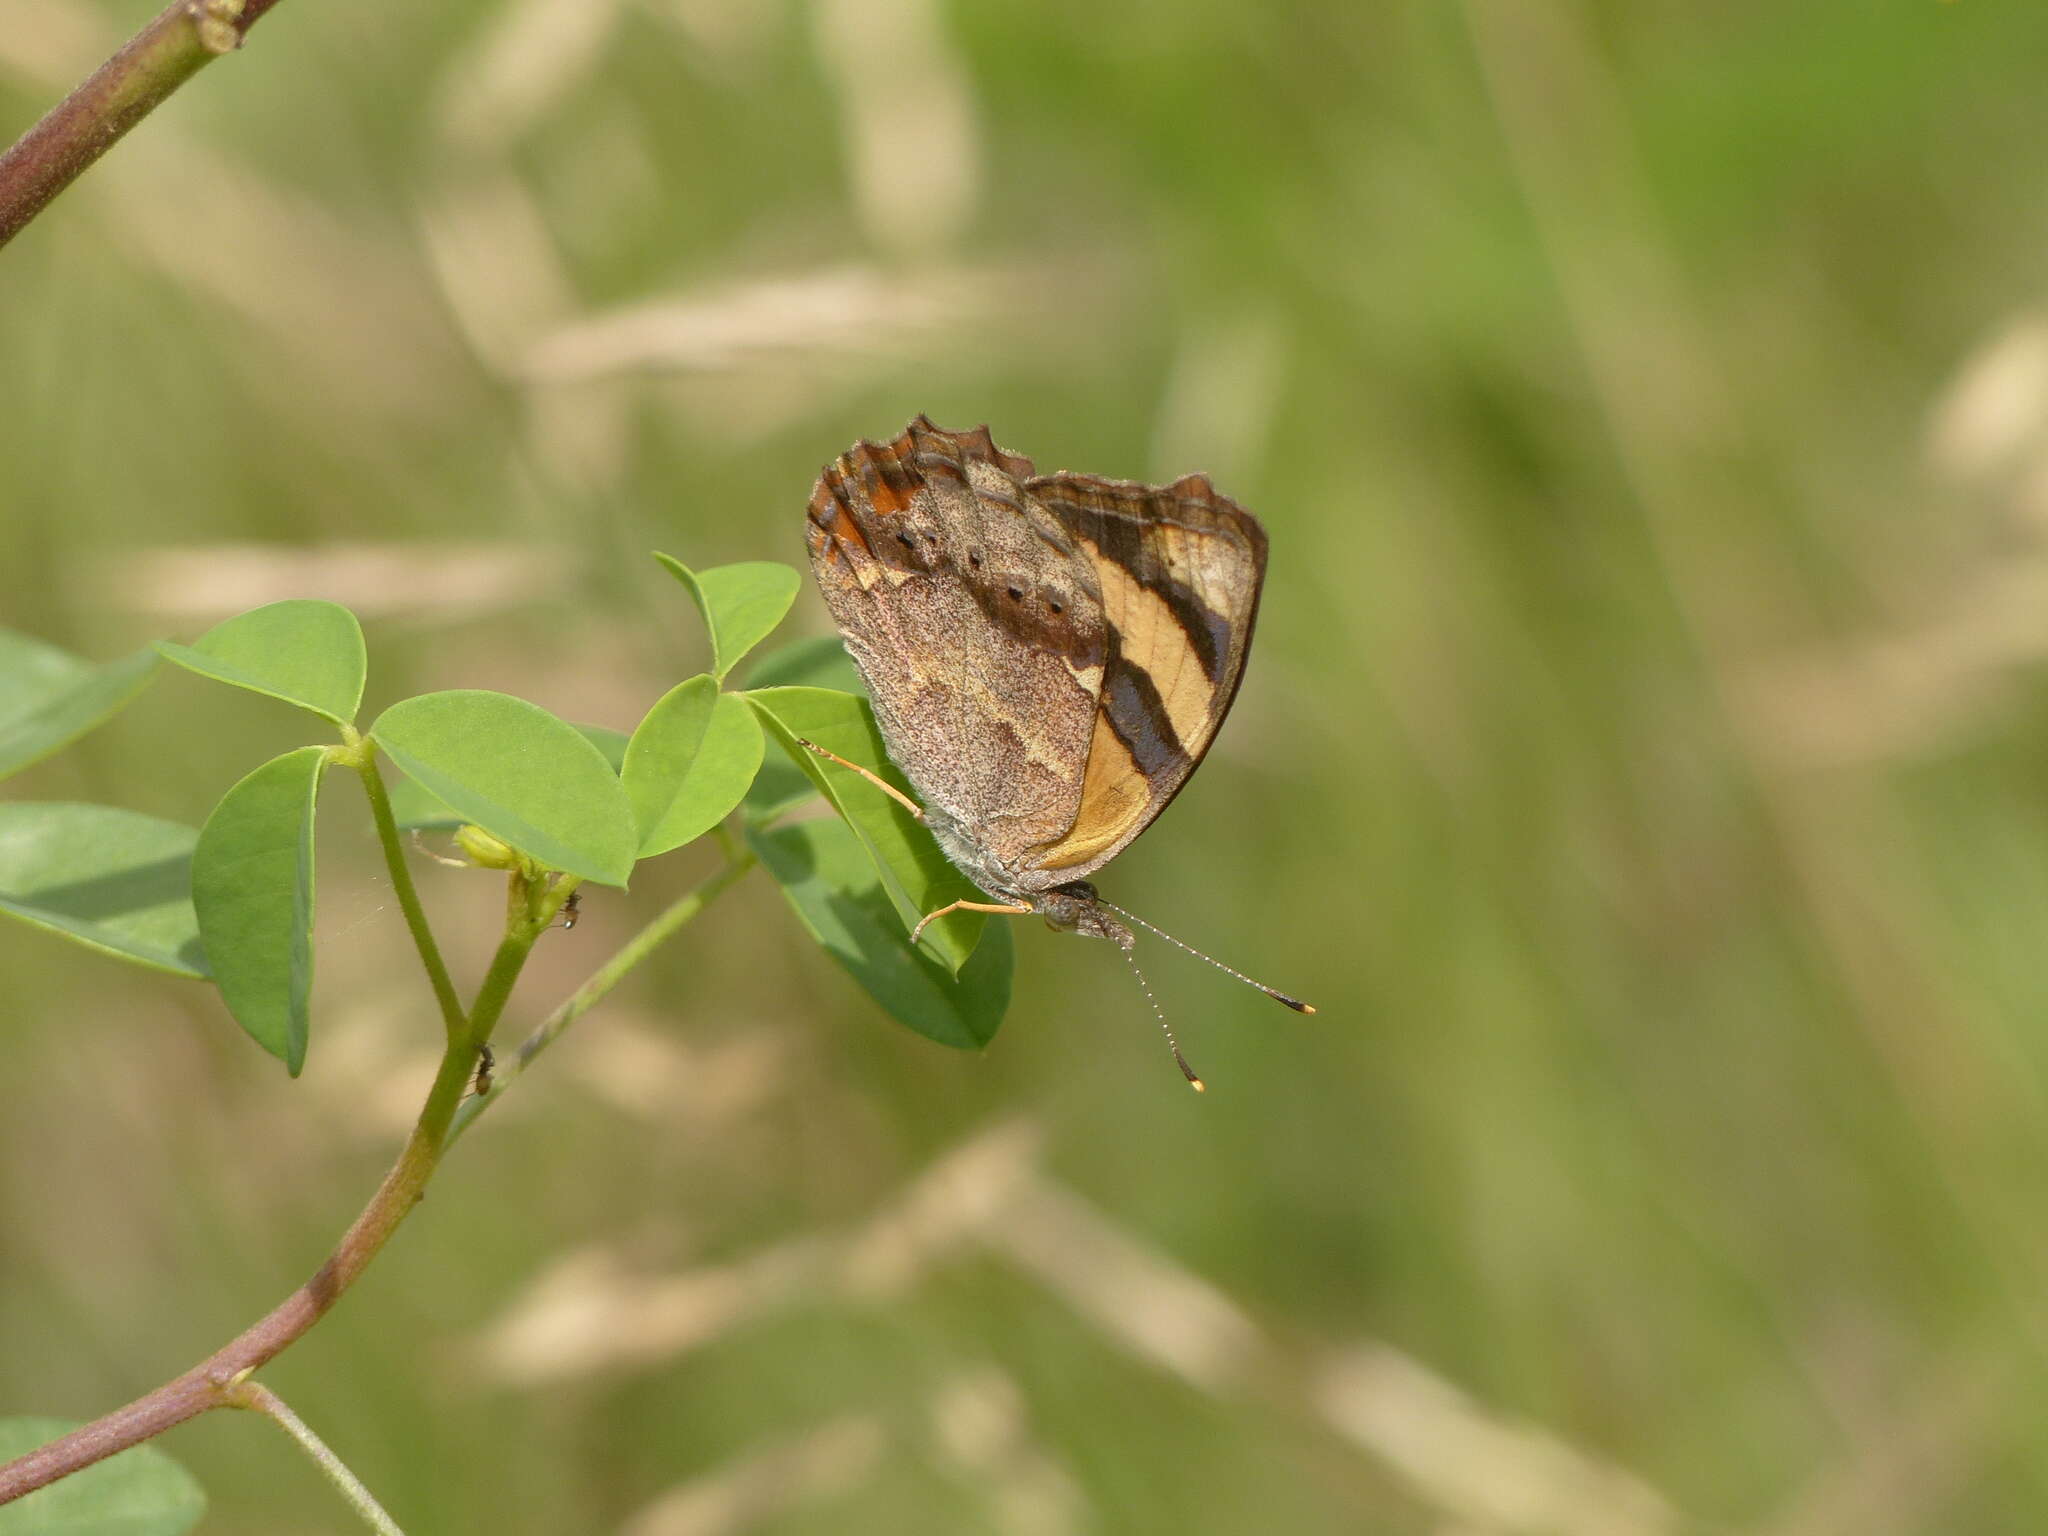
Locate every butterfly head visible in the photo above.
<box><xmin>1036</xmin><ymin>881</ymin><xmax>1135</xmax><ymax>948</ymax></box>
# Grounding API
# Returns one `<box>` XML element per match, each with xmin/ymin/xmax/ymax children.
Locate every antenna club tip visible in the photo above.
<box><xmin>1189</xmin><ymin>1077</ymin><xmax>1207</xmax><ymax>1093</ymax></box>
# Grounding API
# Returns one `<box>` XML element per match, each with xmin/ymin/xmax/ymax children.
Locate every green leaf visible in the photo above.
<box><xmin>192</xmin><ymin>746</ymin><xmax>326</xmax><ymax>1074</ymax></box>
<box><xmin>154</xmin><ymin>599</ymin><xmax>366</xmax><ymax>726</ymax></box>
<box><xmin>656</xmin><ymin>557</ymin><xmax>801</xmax><ymax>679</ymax></box>
<box><xmin>743</xmin><ymin>685</ymin><xmax>987</xmax><ymax>973</ymax></box>
<box><xmin>383</xmin><ymin>772</ymin><xmax>463</xmax><ymax>832</ymax></box>
<box><xmin>742</xmin><ymin>750</ymin><xmax>820</xmax><ymax>828</ymax></box>
<box><xmin>622</xmin><ymin>675</ymin><xmax>766</xmax><ymax>857</ymax></box>
<box><xmin>737</xmin><ymin>638</ymin><xmax>864</xmax><ymax>831</ymax></box>
<box><xmin>388</xmin><ymin>721</ymin><xmax>629</xmax><ymax>831</ymax></box>
<box><xmin>752</xmin><ymin>820</ymin><xmax>1011</xmax><ymax>1049</ymax></box>
<box><xmin>0</xmin><ymin>1417</ymin><xmax>205</xmax><ymax>1536</ymax></box>
<box><xmin>0</xmin><ymin>804</ymin><xmax>206</xmax><ymax>978</ymax></box>
<box><xmin>738</xmin><ymin>641</ymin><xmax>866</xmax><ymax>826</ymax></box>
<box><xmin>0</xmin><ymin>634</ymin><xmax>159</xmax><ymax>781</ymax></box>
<box><xmin>575</xmin><ymin>722</ymin><xmax>632</xmax><ymax>771</ymax></box>
<box><xmin>371</xmin><ymin>692</ymin><xmax>637</xmax><ymax>885</ymax></box>
<box><xmin>744</xmin><ymin>633</ymin><xmax>865</xmax><ymax>696</ymax></box>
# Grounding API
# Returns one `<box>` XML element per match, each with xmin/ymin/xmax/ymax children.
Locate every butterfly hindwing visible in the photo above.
<box><xmin>1019</xmin><ymin>472</ymin><xmax>1267</xmax><ymax>884</ymax></box>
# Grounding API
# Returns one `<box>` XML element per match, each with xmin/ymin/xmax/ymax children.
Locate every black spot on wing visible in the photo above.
<box><xmin>959</xmin><ymin>567</ymin><xmax>1095</xmax><ymax>667</ymax></box>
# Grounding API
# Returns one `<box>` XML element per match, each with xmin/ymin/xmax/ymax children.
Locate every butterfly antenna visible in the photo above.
<box><xmin>1118</xmin><ymin>944</ymin><xmax>1205</xmax><ymax>1092</ymax></box>
<box><xmin>1097</xmin><ymin>898</ymin><xmax>1316</xmax><ymax>1014</ymax></box>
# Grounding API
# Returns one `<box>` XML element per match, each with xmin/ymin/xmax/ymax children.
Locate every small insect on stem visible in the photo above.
<box><xmin>557</xmin><ymin>887</ymin><xmax>582</xmax><ymax>930</ymax></box>
<box><xmin>471</xmin><ymin>1043</ymin><xmax>495</xmax><ymax>1099</ymax></box>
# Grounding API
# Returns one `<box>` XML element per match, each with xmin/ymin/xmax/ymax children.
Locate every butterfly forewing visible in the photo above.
<box><xmin>805</xmin><ymin>419</ymin><xmax>1107</xmax><ymax>880</ymax></box>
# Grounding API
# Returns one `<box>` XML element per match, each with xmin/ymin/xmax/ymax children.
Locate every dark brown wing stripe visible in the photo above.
<box><xmin>859</xmin><ymin>440</ymin><xmax>917</xmax><ymax>515</ymax></box>
<box><xmin>962</xmin><ymin>480</ymin><xmax>1024</xmax><ymax>516</ymax></box>
<box><xmin>908</xmin><ymin>415</ymin><xmax>1035</xmax><ymax>480</ymax></box>
<box><xmin>1037</xmin><ymin>489</ymin><xmax>1235</xmax><ymax>682</ymax></box>
<box><xmin>910</xmin><ymin>450</ymin><xmax>971</xmax><ymax>487</ymax></box>
<box><xmin>806</xmin><ymin>475</ymin><xmax>874</xmax><ymax>561</ymax></box>
<box><xmin>1100</xmin><ymin>623</ymin><xmax>1192</xmax><ymax>780</ymax></box>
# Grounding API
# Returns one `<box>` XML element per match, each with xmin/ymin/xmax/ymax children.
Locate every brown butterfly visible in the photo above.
<box><xmin>804</xmin><ymin>416</ymin><xmax>1312</xmax><ymax>1087</ymax></box>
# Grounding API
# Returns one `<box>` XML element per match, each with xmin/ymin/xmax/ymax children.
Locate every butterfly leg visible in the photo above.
<box><xmin>792</xmin><ymin>736</ymin><xmax>926</xmax><ymax>819</ymax></box>
<box><xmin>910</xmin><ymin>899</ymin><xmax>1033</xmax><ymax>946</ymax></box>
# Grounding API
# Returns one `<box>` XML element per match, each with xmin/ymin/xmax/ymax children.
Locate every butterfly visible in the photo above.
<box><xmin>804</xmin><ymin>416</ymin><xmax>1311</xmax><ymax>1086</ymax></box>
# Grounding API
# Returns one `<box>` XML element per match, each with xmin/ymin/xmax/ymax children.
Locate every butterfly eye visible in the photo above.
<box><xmin>1048</xmin><ymin>599</ymin><xmax>1064</xmax><ymax>613</ymax></box>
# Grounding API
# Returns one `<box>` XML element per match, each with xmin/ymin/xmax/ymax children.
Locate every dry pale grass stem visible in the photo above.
<box><xmin>469</xmin><ymin>1115</ymin><xmax>1686</xmax><ymax>1533</ymax></box>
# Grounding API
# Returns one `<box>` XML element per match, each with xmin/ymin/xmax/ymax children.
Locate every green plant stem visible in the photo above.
<box><xmin>466</xmin><ymin>880</ymin><xmax>547</xmax><ymax>1050</ymax></box>
<box><xmin>224</xmin><ymin>1379</ymin><xmax>407</xmax><ymax>1536</ymax></box>
<box><xmin>353</xmin><ymin>756</ymin><xmax>466</xmax><ymax>1040</ymax></box>
<box><xmin>0</xmin><ymin>0</ymin><xmax>290</xmax><ymax>251</ymax></box>
<box><xmin>448</xmin><ymin>851</ymin><xmax>757</xmax><ymax>1145</ymax></box>
<box><xmin>0</xmin><ymin>838</ymin><xmax>744</xmax><ymax>1507</ymax></box>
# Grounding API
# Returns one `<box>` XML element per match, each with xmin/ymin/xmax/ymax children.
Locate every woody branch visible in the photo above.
<box><xmin>0</xmin><ymin>1037</ymin><xmax>475</xmax><ymax>1503</ymax></box>
<box><xmin>0</xmin><ymin>0</ymin><xmax>290</xmax><ymax>250</ymax></box>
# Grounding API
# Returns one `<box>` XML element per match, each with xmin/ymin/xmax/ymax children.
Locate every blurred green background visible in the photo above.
<box><xmin>8</xmin><ymin>0</ymin><xmax>2048</xmax><ymax>1530</ymax></box>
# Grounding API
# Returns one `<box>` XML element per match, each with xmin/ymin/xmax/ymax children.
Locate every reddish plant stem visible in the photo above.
<box><xmin>0</xmin><ymin>0</ymin><xmax>290</xmax><ymax>250</ymax></box>
<box><xmin>0</xmin><ymin>1040</ymin><xmax>476</xmax><ymax>1504</ymax></box>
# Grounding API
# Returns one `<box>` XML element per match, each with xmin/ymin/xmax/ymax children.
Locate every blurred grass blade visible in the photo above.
<box><xmin>192</xmin><ymin>746</ymin><xmax>327</xmax><ymax>1074</ymax></box>
<box><xmin>155</xmin><ymin>599</ymin><xmax>367</xmax><ymax>727</ymax></box>
<box><xmin>0</xmin><ymin>631</ymin><xmax>86</xmax><ymax>716</ymax></box>
<box><xmin>656</xmin><ymin>556</ymin><xmax>801</xmax><ymax>679</ymax></box>
<box><xmin>0</xmin><ymin>633</ymin><xmax>159</xmax><ymax>781</ymax></box>
<box><xmin>751</xmin><ymin>819</ymin><xmax>1010</xmax><ymax>1048</ymax></box>
<box><xmin>743</xmin><ymin>685</ymin><xmax>985</xmax><ymax>972</ymax></box>
<box><xmin>0</xmin><ymin>1417</ymin><xmax>205</xmax><ymax>1535</ymax></box>
<box><xmin>371</xmin><ymin>691</ymin><xmax>637</xmax><ymax>885</ymax></box>
<box><xmin>0</xmin><ymin>804</ymin><xmax>207</xmax><ymax>978</ymax></box>
<box><xmin>622</xmin><ymin>674</ymin><xmax>766</xmax><ymax>857</ymax></box>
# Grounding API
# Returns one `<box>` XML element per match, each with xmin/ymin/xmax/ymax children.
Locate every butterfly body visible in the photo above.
<box><xmin>806</xmin><ymin>416</ymin><xmax>1267</xmax><ymax>945</ymax></box>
